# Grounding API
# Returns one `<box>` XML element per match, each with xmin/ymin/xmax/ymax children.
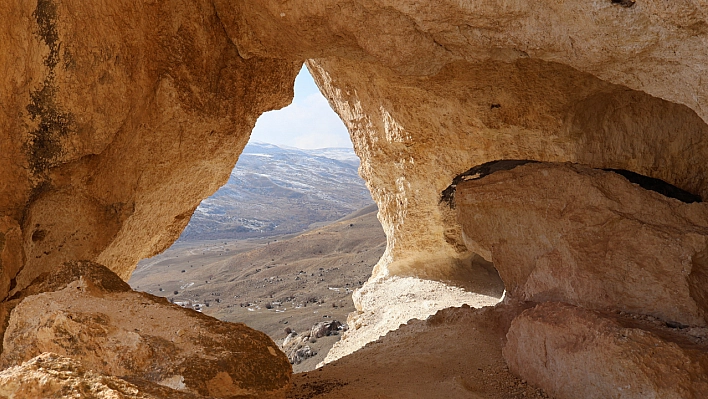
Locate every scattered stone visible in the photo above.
<box><xmin>310</xmin><ymin>321</ymin><xmax>343</xmax><ymax>339</ymax></box>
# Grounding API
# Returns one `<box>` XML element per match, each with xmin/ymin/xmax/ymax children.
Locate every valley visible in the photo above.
<box><xmin>131</xmin><ymin>205</ymin><xmax>385</xmax><ymax>372</ymax></box>
<box><xmin>179</xmin><ymin>142</ymin><xmax>373</xmax><ymax>240</ymax></box>
<box><xmin>130</xmin><ymin>141</ymin><xmax>385</xmax><ymax>372</ymax></box>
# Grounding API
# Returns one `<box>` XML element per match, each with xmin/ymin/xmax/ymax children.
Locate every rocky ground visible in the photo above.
<box><xmin>130</xmin><ymin>205</ymin><xmax>386</xmax><ymax>372</ymax></box>
<box><xmin>288</xmin><ymin>304</ymin><xmax>550</xmax><ymax>399</ymax></box>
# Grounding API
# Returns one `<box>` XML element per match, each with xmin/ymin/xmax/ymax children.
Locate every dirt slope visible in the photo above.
<box><xmin>130</xmin><ymin>206</ymin><xmax>386</xmax><ymax>371</ymax></box>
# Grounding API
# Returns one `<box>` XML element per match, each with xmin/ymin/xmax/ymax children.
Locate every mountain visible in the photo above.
<box><xmin>179</xmin><ymin>142</ymin><xmax>374</xmax><ymax>240</ymax></box>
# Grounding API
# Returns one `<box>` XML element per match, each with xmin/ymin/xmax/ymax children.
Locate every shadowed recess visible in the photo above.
<box><xmin>442</xmin><ymin>160</ymin><xmax>703</xmax><ymax>209</ymax></box>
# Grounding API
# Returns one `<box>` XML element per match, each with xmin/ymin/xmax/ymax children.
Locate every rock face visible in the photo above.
<box><xmin>454</xmin><ymin>162</ymin><xmax>708</xmax><ymax>397</ymax></box>
<box><xmin>0</xmin><ymin>0</ymin><xmax>299</xmax><ymax>301</ymax></box>
<box><xmin>0</xmin><ymin>262</ymin><xmax>291</xmax><ymax>399</ymax></box>
<box><xmin>455</xmin><ymin>162</ymin><xmax>708</xmax><ymax>327</ymax></box>
<box><xmin>324</xmin><ymin>274</ymin><xmax>503</xmax><ymax>363</ymax></box>
<box><xmin>289</xmin><ymin>304</ymin><xmax>551</xmax><ymax>399</ymax></box>
<box><xmin>2</xmin><ymin>0</ymin><xmax>708</xmax><ymax>305</ymax></box>
<box><xmin>0</xmin><ymin>352</ymin><xmax>201</xmax><ymax>399</ymax></box>
<box><xmin>3</xmin><ymin>1</ymin><xmax>708</xmax><ymax>397</ymax></box>
<box><xmin>504</xmin><ymin>302</ymin><xmax>708</xmax><ymax>399</ymax></box>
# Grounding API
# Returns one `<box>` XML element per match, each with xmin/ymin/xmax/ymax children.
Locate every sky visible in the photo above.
<box><xmin>249</xmin><ymin>65</ymin><xmax>352</xmax><ymax>149</ymax></box>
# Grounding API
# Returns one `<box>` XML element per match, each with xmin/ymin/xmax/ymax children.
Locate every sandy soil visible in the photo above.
<box><xmin>325</xmin><ymin>273</ymin><xmax>503</xmax><ymax>364</ymax></box>
<box><xmin>289</xmin><ymin>304</ymin><xmax>551</xmax><ymax>399</ymax></box>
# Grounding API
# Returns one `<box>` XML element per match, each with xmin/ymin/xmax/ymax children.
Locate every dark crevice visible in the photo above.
<box><xmin>441</xmin><ymin>160</ymin><xmax>702</xmax><ymax>208</ymax></box>
<box><xmin>31</xmin><ymin>229</ymin><xmax>47</xmax><ymax>242</ymax></box>
<box><xmin>603</xmin><ymin>169</ymin><xmax>702</xmax><ymax>203</ymax></box>
<box><xmin>440</xmin><ymin>160</ymin><xmax>538</xmax><ymax>208</ymax></box>
<box><xmin>611</xmin><ymin>0</ymin><xmax>636</xmax><ymax>8</ymax></box>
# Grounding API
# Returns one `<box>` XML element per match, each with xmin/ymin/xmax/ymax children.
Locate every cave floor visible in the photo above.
<box><xmin>288</xmin><ymin>304</ymin><xmax>550</xmax><ymax>399</ymax></box>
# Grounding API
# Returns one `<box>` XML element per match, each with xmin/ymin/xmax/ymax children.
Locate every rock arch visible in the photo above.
<box><xmin>2</xmin><ymin>1</ymin><xmax>708</xmax><ymax>397</ymax></box>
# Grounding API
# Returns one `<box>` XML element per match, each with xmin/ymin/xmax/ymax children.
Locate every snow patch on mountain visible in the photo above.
<box><xmin>179</xmin><ymin>143</ymin><xmax>373</xmax><ymax>240</ymax></box>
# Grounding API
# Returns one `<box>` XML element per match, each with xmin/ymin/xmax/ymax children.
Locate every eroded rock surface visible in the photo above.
<box><xmin>505</xmin><ymin>302</ymin><xmax>708</xmax><ymax>399</ymax></box>
<box><xmin>324</xmin><ymin>274</ymin><xmax>503</xmax><ymax>363</ymax></box>
<box><xmin>456</xmin><ymin>162</ymin><xmax>708</xmax><ymax>327</ymax></box>
<box><xmin>2</xmin><ymin>1</ymin><xmax>708</xmax><ymax>398</ymax></box>
<box><xmin>0</xmin><ymin>0</ymin><xmax>299</xmax><ymax>300</ymax></box>
<box><xmin>0</xmin><ymin>352</ymin><xmax>201</xmax><ymax>399</ymax></box>
<box><xmin>3</xmin><ymin>0</ymin><xmax>708</xmax><ymax>305</ymax></box>
<box><xmin>0</xmin><ymin>262</ymin><xmax>291</xmax><ymax>399</ymax></box>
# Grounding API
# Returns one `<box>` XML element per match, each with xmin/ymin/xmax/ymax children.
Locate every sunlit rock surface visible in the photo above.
<box><xmin>0</xmin><ymin>0</ymin><xmax>299</xmax><ymax>299</ymax></box>
<box><xmin>455</xmin><ymin>162</ymin><xmax>708</xmax><ymax>327</ymax></box>
<box><xmin>505</xmin><ymin>302</ymin><xmax>708</xmax><ymax>399</ymax></box>
<box><xmin>1</xmin><ymin>262</ymin><xmax>291</xmax><ymax>399</ymax></box>
<box><xmin>2</xmin><ymin>0</ymin><xmax>708</xmax><ymax>396</ymax></box>
<box><xmin>0</xmin><ymin>353</ymin><xmax>202</xmax><ymax>399</ymax></box>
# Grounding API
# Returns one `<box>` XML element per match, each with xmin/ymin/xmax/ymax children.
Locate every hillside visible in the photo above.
<box><xmin>130</xmin><ymin>205</ymin><xmax>386</xmax><ymax>372</ymax></box>
<box><xmin>179</xmin><ymin>143</ymin><xmax>373</xmax><ymax>240</ymax></box>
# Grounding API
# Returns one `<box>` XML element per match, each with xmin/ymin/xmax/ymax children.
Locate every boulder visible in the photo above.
<box><xmin>310</xmin><ymin>321</ymin><xmax>343</xmax><ymax>339</ymax></box>
<box><xmin>504</xmin><ymin>302</ymin><xmax>708</xmax><ymax>399</ymax></box>
<box><xmin>455</xmin><ymin>162</ymin><xmax>708</xmax><ymax>326</ymax></box>
<box><xmin>0</xmin><ymin>262</ymin><xmax>291</xmax><ymax>399</ymax></box>
<box><xmin>0</xmin><ymin>352</ymin><xmax>202</xmax><ymax>399</ymax></box>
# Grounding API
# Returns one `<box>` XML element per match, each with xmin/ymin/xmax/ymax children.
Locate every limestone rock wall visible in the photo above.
<box><xmin>455</xmin><ymin>163</ymin><xmax>708</xmax><ymax>398</ymax></box>
<box><xmin>307</xmin><ymin>56</ymin><xmax>708</xmax><ymax>285</ymax></box>
<box><xmin>2</xmin><ymin>1</ymin><xmax>708</xmax><ymax>397</ymax></box>
<box><xmin>455</xmin><ymin>162</ymin><xmax>708</xmax><ymax>327</ymax></box>
<box><xmin>214</xmin><ymin>0</ymin><xmax>708</xmax><ymax>285</ymax></box>
<box><xmin>0</xmin><ymin>0</ymin><xmax>299</xmax><ymax>301</ymax></box>
<box><xmin>218</xmin><ymin>0</ymin><xmax>708</xmax><ymax>124</ymax></box>
<box><xmin>505</xmin><ymin>302</ymin><xmax>708</xmax><ymax>399</ymax></box>
<box><xmin>2</xmin><ymin>0</ymin><xmax>708</xmax><ymax>304</ymax></box>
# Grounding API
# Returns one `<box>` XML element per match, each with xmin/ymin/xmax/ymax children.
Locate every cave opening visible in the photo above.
<box><xmin>129</xmin><ymin>64</ymin><xmax>385</xmax><ymax>372</ymax></box>
<box><xmin>4</xmin><ymin>3</ymin><xmax>708</xmax><ymax>397</ymax></box>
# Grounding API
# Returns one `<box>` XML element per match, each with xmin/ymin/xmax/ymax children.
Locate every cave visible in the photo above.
<box><xmin>2</xmin><ymin>1</ymin><xmax>708</xmax><ymax>398</ymax></box>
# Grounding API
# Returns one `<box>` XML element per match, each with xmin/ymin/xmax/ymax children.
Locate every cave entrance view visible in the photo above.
<box><xmin>7</xmin><ymin>4</ymin><xmax>708</xmax><ymax>398</ymax></box>
<box><xmin>128</xmin><ymin>64</ymin><xmax>505</xmax><ymax>374</ymax></box>
<box><xmin>129</xmin><ymin>65</ymin><xmax>383</xmax><ymax>371</ymax></box>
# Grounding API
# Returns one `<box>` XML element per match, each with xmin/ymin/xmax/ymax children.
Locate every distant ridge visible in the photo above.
<box><xmin>179</xmin><ymin>142</ymin><xmax>373</xmax><ymax>240</ymax></box>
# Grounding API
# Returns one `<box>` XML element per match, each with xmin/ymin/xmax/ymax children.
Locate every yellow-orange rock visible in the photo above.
<box><xmin>307</xmin><ymin>54</ymin><xmax>708</xmax><ymax>355</ymax></box>
<box><xmin>3</xmin><ymin>2</ymin><xmax>708</xmax><ymax>397</ymax></box>
<box><xmin>291</xmin><ymin>304</ymin><xmax>549</xmax><ymax>399</ymax></box>
<box><xmin>504</xmin><ymin>302</ymin><xmax>708</xmax><ymax>399</ymax></box>
<box><xmin>455</xmin><ymin>162</ymin><xmax>708</xmax><ymax>327</ymax></box>
<box><xmin>221</xmin><ymin>1</ymin><xmax>708</xmax><ymax>124</ymax></box>
<box><xmin>0</xmin><ymin>262</ymin><xmax>291</xmax><ymax>399</ymax></box>
<box><xmin>1</xmin><ymin>0</ymin><xmax>708</xmax><ymax>317</ymax></box>
<box><xmin>0</xmin><ymin>352</ymin><xmax>202</xmax><ymax>399</ymax></box>
<box><xmin>308</xmin><ymin>55</ymin><xmax>708</xmax><ymax>285</ymax></box>
<box><xmin>0</xmin><ymin>0</ymin><xmax>299</xmax><ymax>301</ymax></box>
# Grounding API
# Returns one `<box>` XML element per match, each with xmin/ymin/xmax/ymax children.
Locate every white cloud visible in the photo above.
<box><xmin>249</xmin><ymin>67</ymin><xmax>351</xmax><ymax>149</ymax></box>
